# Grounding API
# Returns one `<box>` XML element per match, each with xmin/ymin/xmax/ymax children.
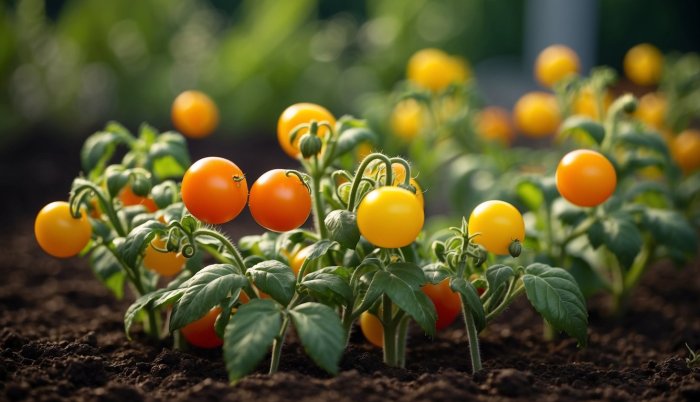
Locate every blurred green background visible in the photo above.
<box><xmin>1</xmin><ymin>0</ymin><xmax>698</xmax><ymax>149</ymax></box>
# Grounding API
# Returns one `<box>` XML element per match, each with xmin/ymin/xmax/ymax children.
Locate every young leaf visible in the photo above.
<box><xmin>117</xmin><ymin>220</ymin><xmax>167</xmax><ymax>268</ymax></box>
<box><xmin>224</xmin><ymin>299</ymin><xmax>282</xmax><ymax>383</ymax></box>
<box><xmin>324</xmin><ymin>210</ymin><xmax>360</xmax><ymax>249</ymax></box>
<box><xmin>81</xmin><ymin>130</ymin><xmax>132</xmax><ymax>178</ymax></box>
<box><xmin>124</xmin><ymin>288</ymin><xmax>184</xmax><ymax>338</ymax></box>
<box><xmin>354</xmin><ymin>270</ymin><xmax>390</xmax><ymax>313</ymax></box>
<box><xmin>559</xmin><ymin>116</ymin><xmax>605</xmax><ymax>145</ymax></box>
<box><xmin>170</xmin><ymin>264</ymin><xmax>248</xmax><ymax>331</ymax></box>
<box><xmin>289</xmin><ymin>303</ymin><xmax>345</xmax><ymax>375</ymax></box>
<box><xmin>247</xmin><ymin>260</ymin><xmax>296</xmax><ymax>306</ymax></box>
<box><xmin>601</xmin><ymin>212</ymin><xmax>644</xmax><ymax>268</ymax></box>
<box><xmin>617</xmin><ymin>131</ymin><xmax>670</xmax><ymax>157</ymax></box>
<box><xmin>422</xmin><ymin>263</ymin><xmax>450</xmax><ymax>285</ymax></box>
<box><xmin>450</xmin><ymin>277</ymin><xmax>486</xmax><ymax>332</ymax></box>
<box><xmin>485</xmin><ymin>264</ymin><xmax>515</xmax><ymax>299</ymax></box>
<box><xmin>89</xmin><ymin>245</ymin><xmax>126</xmax><ymax>299</ymax></box>
<box><xmin>301</xmin><ymin>271</ymin><xmax>353</xmax><ymax>305</ymax></box>
<box><xmin>384</xmin><ymin>273</ymin><xmax>437</xmax><ymax>336</ymax></box>
<box><xmin>522</xmin><ymin>263</ymin><xmax>588</xmax><ymax>346</ymax></box>
<box><xmin>303</xmin><ymin>239</ymin><xmax>336</xmax><ymax>260</ymax></box>
<box><xmin>386</xmin><ymin>262</ymin><xmax>426</xmax><ymax>289</ymax></box>
<box><xmin>149</xmin><ymin>139</ymin><xmax>191</xmax><ymax>180</ymax></box>
<box><xmin>332</xmin><ymin>127</ymin><xmax>376</xmax><ymax>158</ymax></box>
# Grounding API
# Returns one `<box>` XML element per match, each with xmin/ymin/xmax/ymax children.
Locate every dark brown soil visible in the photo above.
<box><xmin>1</xmin><ymin>134</ymin><xmax>699</xmax><ymax>401</ymax></box>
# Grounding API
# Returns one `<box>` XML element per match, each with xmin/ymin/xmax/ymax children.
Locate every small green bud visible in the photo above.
<box><xmin>508</xmin><ymin>240</ymin><xmax>522</xmax><ymax>258</ymax></box>
<box><xmin>299</xmin><ymin>133</ymin><xmax>323</xmax><ymax>158</ymax></box>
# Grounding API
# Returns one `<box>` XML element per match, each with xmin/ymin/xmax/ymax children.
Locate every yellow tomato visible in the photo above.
<box><xmin>671</xmin><ymin>129</ymin><xmax>700</xmax><ymax>174</ymax></box>
<box><xmin>514</xmin><ymin>92</ymin><xmax>561</xmax><ymax>138</ymax></box>
<box><xmin>359</xmin><ymin>311</ymin><xmax>383</xmax><ymax>348</ymax></box>
<box><xmin>635</xmin><ymin>92</ymin><xmax>667</xmax><ymax>130</ymax></box>
<box><xmin>390</xmin><ymin>99</ymin><xmax>424</xmax><ymax>141</ymax></box>
<box><xmin>476</xmin><ymin>106</ymin><xmax>514</xmax><ymax>146</ymax></box>
<box><xmin>624</xmin><ymin>43</ymin><xmax>663</xmax><ymax>86</ymax></box>
<box><xmin>574</xmin><ymin>88</ymin><xmax>613</xmax><ymax>120</ymax></box>
<box><xmin>534</xmin><ymin>45</ymin><xmax>580</xmax><ymax>88</ymax></box>
<box><xmin>407</xmin><ymin>48</ymin><xmax>469</xmax><ymax>92</ymax></box>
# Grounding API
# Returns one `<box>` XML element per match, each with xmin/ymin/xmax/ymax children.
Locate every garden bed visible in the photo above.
<box><xmin>1</xmin><ymin>222</ymin><xmax>698</xmax><ymax>401</ymax></box>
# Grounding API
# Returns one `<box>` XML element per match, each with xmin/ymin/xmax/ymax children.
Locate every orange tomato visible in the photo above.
<box><xmin>671</xmin><ymin>129</ymin><xmax>700</xmax><ymax>174</ymax></box>
<box><xmin>359</xmin><ymin>311</ymin><xmax>383</xmax><ymax>348</ymax></box>
<box><xmin>119</xmin><ymin>186</ymin><xmax>158</xmax><ymax>213</ymax></box>
<box><xmin>476</xmin><ymin>106</ymin><xmax>514</xmax><ymax>146</ymax></box>
<box><xmin>513</xmin><ymin>92</ymin><xmax>561</xmax><ymax>138</ymax></box>
<box><xmin>556</xmin><ymin>149</ymin><xmax>617</xmax><ymax>207</ymax></box>
<box><xmin>277</xmin><ymin>103</ymin><xmax>336</xmax><ymax>158</ymax></box>
<box><xmin>143</xmin><ymin>236</ymin><xmax>185</xmax><ymax>276</ymax></box>
<box><xmin>421</xmin><ymin>279</ymin><xmax>461</xmax><ymax>331</ymax></box>
<box><xmin>171</xmin><ymin>90</ymin><xmax>219</xmax><ymax>139</ymax></box>
<box><xmin>181</xmin><ymin>307</ymin><xmax>223</xmax><ymax>349</ymax></box>
<box><xmin>534</xmin><ymin>45</ymin><xmax>580</xmax><ymax>88</ymax></box>
<box><xmin>635</xmin><ymin>92</ymin><xmax>667</xmax><ymax>130</ymax></box>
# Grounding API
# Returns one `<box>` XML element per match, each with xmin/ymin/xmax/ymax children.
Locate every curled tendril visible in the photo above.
<box><xmin>285</xmin><ymin>170</ymin><xmax>312</xmax><ymax>193</ymax></box>
<box><xmin>180</xmin><ymin>243</ymin><xmax>196</xmax><ymax>259</ymax></box>
<box><xmin>347</xmin><ymin>152</ymin><xmax>393</xmax><ymax>211</ymax></box>
<box><xmin>388</xmin><ymin>157</ymin><xmax>413</xmax><ymax>187</ymax></box>
<box><xmin>331</xmin><ymin>170</ymin><xmax>353</xmax><ymax>184</ymax></box>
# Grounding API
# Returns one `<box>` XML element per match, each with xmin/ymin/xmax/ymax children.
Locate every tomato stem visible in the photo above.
<box><xmin>347</xmin><ymin>153</ymin><xmax>393</xmax><ymax>211</ymax></box>
<box><xmin>395</xmin><ymin>315</ymin><xmax>410</xmax><ymax>368</ymax></box>
<box><xmin>269</xmin><ymin>315</ymin><xmax>290</xmax><ymax>374</ymax></box>
<box><xmin>460</xmin><ymin>293</ymin><xmax>482</xmax><ymax>374</ymax></box>
<box><xmin>381</xmin><ymin>294</ymin><xmax>398</xmax><ymax>367</ymax></box>
<box><xmin>310</xmin><ymin>166</ymin><xmax>329</xmax><ymax>239</ymax></box>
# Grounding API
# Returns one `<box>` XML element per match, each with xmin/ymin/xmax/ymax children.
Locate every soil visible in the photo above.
<box><xmin>1</xmin><ymin>133</ymin><xmax>699</xmax><ymax>401</ymax></box>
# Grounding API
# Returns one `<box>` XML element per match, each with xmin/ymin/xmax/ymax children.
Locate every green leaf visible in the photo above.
<box><xmin>88</xmin><ymin>245</ymin><xmax>125</xmax><ymax>299</ymax></box>
<box><xmin>556</xmin><ymin>207</ymin><xmax>588</xmax><ymax>227</ymax></box>
<box><xmin>516</xmin><ymin>180</ymin><xmax>544</xmax><ymax>211</ymax></box>
<box><xmin>117</xmin><ymin>220</ymin><xmax>167</xmax><ymax>268</ymax></box>
<box><xmin>124</xmin><ymin>288</ymin><xmax>183</xmax><ymax>339</ymax></box>
<box><xmin>643</xmin><ymin>208</ymin><xmax>698</xmax><ymax>254</ymax></box>
<box><xmin>354</xmin><ymin>270</ymin><xmax>390</xmax><ymax>313</ymax></box>
<box><xmin>422</xmin><ymin>263</ymin><xmax>450</xmax><ymax>284</ymax></box>
<box><xmin>247</xmin><ymin>260</ymin><xmax>296</xmax><ymax>306</ymax></box>
<box><xmin>289</xmin><ymin>303</ymin><xmax>345</xmax><ymax>375</ymax></box>
<box><xmin>485</xmin><ymin>264</ymin><xmax>515</xmax><ymax>299</ymax></box>
<box><xmin>523</xmin><ymin>263</ymin><xmax>588</xmax><ymax>346</ymax></box>
<box><xmin>596</xmin><ymin>212</ymin><xmax>644</xmax><ymax>267</ymax></box>
<box><xmin>81</xmin><ymin>129</ymin><xmax>133</xmax><ymax>178</ymax></box>
<box><xmin>332</xmin><ymin>127</ymin><xmax>376</xmax><ymax>158</ymax></box>
<box><xmin>151</xmin><ymin>181</ymin><xmax>178</xmax><ymax>209</ymax></box>
<box><xmin>617</xmin><ymin>131</ymin><xmax>670</xmax><ymax>157</ymax></box>
<box><xmin>149</xmin><ymin>137</ymin><xmax>191</xmax><ymax>180</ymax></box>
<box><xmin>303</xmin><ymin>239</ymin><xmax>336</xmax><ymax>260</ymax></box>
<box><xmin>384</xmin><ymin>273</ymin><xmax>437</xmax><ymax>336</ymax></box>
<box><xmin>224</xmin><ymin>299</ymin><xmax>282</xmax><ymax>383</ymax></box>
<box><xmin>569</xmin><ymin>257</ymin><xmax>607</xmax><ymax>298</ymax></box>
<box><xmin>170</xmin><ymin>264</ymin><xmax>248</xmax><ymax>331</ymax></box>
<box><xmin>301</xmin><ymin>271</ymin><xmax>353</xmax><ymax>305</ymax></box>
<box><xmin>450</xmin><ymin>277</ymin><xmax>485</xmax><ymax>332</ymax></box>
<box><xmin>386</xmin><ymin>262</ymin><xmax>426</xmax><ymax>290</ymax></box>
<box><xmin>559</xmin><ymin>116</ymin><xmax>605</xmax><ymax>145</ymax></box>
<box><xmin>324</xmin><ymin>210</ymin><xmax>360</xmax><ymax>249</ymax></box>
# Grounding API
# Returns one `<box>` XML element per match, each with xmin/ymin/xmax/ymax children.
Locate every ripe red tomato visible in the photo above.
<box><xmin>181</xmin><ymin>157</ymin><xmax>248</xmax><ymax>224</ymax></box>
<box><xmin>556</xmin><ymin>149</ymin><xmax>616</xmax><ymax>207</ymax></box>
<box><xmin>248</xmin><ymin>169</ymin><xmax>311</xmax><ymax>232</ymax></box>
<box><xmin>171</xmin><ymin>90</ymin><xmax>219</xmax><ymax>139</ymax></box>
<box><xmin>181</xmin><ymin>307</ymin><xmax>223</xmax><ymax>349</ymax></box>
<box><xmin>421</xmin><ymin>279</ymin><xmax>461</xmax><ymax>331</ymax></box>
<box><xmin>119</xmin><ymin>185</ymin><xmax>158</xmax><ymax>212</ymax></box>
<box><xmin>35</xmin><ymin>201</ymin><xmax>92</xmax><ymax>258</ymax></box>
<box><xmin>277</xmin><ymin>103</ymin><xmax>336</xmax><ymax>158</ymax></box>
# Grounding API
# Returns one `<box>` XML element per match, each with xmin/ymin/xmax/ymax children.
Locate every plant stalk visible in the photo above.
<box><xmin>460</xmin><ymin>295</ymin><xmax>482</xmax><ymax>373</ymax></box>
<box><xmin>269</xmin><ymin>316</ymin><xmax>290</xmax><ymax>374</ymax></box>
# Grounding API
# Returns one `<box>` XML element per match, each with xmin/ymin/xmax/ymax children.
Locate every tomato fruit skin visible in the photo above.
<box><xmin>357</xmin><ymin>186</ymin><xmax>424</xmax><ymax>249</ymax></box>
<box><xmin>407</xmin><ymin>48</ymin><xmax>469</xmax><ymax>92</ymax></box>
<box><xmin>364</xmin><ymin>163</ymin><xmax>424</xmax><ymax>208</ymax></box>
<box><xmin>468</xmin><ymin>200</ymin><xmax>525</xmax><ymax>256</ymax></box>
<box><xmin>181</xmin><ymin>157</ymin><xmax>248</xmax><ymax>224</ymax></box>
<box><xmin>119</xmin><ymin>186</ymin><xmax>158</xmax><ymax>212</ymax></box>
<box><xmin>476</xmin><ymin>106</ymin><xmax>514</xmax><ymax>146</ymax></box>
<box><xmin>624</xmin><ymin>43</ymin><xmax>663</xmax><ymax>86</ymax></box>
<box><xmin>421</xmin><ymin>279</ymin><xmax>461</xmax><ymax>331</ymax></box>
<box><xmin>248</xmin><ymin>169</ymin><xmax>311</xmax><ymax>232</ymax></box>
<box><xmin>289</xmin><ymin>246</ymin><xmax>312</xmax><ymax>276</ymax></box>
<box><xmin>143</xmin><ymin>236</ymin><xmax>185</xmax><ymax>276</ymax></box>
<box><xmin>535</xmin><ymin>44</ymin><xmax>580</xmax><ymax>88</ymax></box>
<box><xmin>635</xmin><ymin>92</ymin><xmax>666</xmax><ymax>130</ymax></box>
<box><xmin>35</xmin><ymin>201</ymin><xmax>92</xmax><ymax>258</ymax></box>
<box><xmin>390</xmin><ymin>99</ymin><xmax>424</xmax><ymax>141</ymax></box>
<box><xmin>181</xmin><ymin>307</ymin><xmax>224</xmax><ymax>349</ymax></box>
<box><xmin>671</xmin><ymin>129</ymin><xmax>700</xmax><ymax>174</ymax></box>
<box><xmin>556</xmin><ymin>149</ymin><xmax>617</xmax><ymax>207</ymax></box>
<box><xmin>514</xmin><ymin>92</ymin><xmax>560</xmax><ymax>138</ymax></box>
<box><xmin>359</xmin><ymin>311</ymin><xmax>383</xmax><ymax>348</ymax></box>
<box><xmin>171</xmin><ymin>90</ymin><xmax>219</xmax><ymax>139</ymax></box>
<box><xmin>277</xmin><ymin>103</ymin><xmax>336</xmax><ymax>158</ymax></box>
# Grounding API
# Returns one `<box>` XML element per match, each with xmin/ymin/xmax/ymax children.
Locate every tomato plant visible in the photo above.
<box><xmin>556</xmin><ymin>149</ymin><xmax>617</xmax><ymax>207</ymax></box>
<box><xmin>535</xmin><ymin>44</ymin><xmax>580</xmax><ymax>88</ymax></box>
<box><xmin>181</xmin><ymin>307</ymin><xmax>224</xmax><ymax>349</ymax></box>
<box><xmin>181</xmin><ymin>157</ymin><xmax>248</xmax><ymax>224</ymax></box>
<box><xmin>249</xmin><ymin>169</ymin><xmax>312</xmax><ymax>232</ymax></box>
<box><xmin>357</xmin><ymin>186</ymin><xmax>424</xmax><ymax>248</ymax></box>
<box><xmin>421</xmin><ymin>279</ymin><xmax>461</xmax><ymax>331</ymax></box>
<box><xmin>277</xmin><ymin>103</ymin><xmax>336</xmax><ymax>158</ymax></box>
<box><xmin>514</xmin><ymin>92</ymin><xmax>561</xmax><ymax>138</ymax></box>
<box><xmin>35</xmin><ymin>201</ymin><xmax>92</xmax><ymax>258</ymax></box>
<box><xmin>119</xmin><ymin>185</ymin><xmax>158</xmax><ymax>212</ymax></box>
<box><xmin>171</xmin><ymin>90</ymin><xmax>219</xmax><ymax>139</ymax></box>
<box><xmin>468</xmin><ymin>200</ymin><xmax>525</xmax><ymax>256</ymax></box>
<box><xmin>624</xmin><ymin>43</ymin><xmax>663</xmax><ymax>86</ymax></box>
